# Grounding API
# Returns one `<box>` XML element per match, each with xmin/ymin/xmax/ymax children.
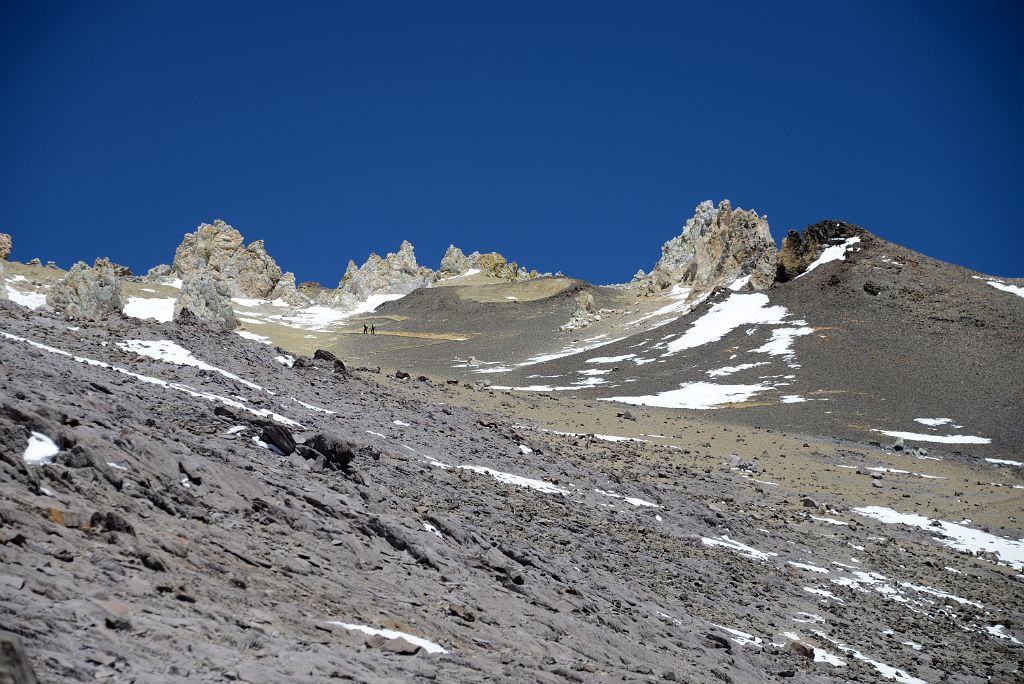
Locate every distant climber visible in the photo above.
<box><xmin>371</xmin><ymin>324</ymin><xmax>375</xmax><ymax>335</ymax></box>
<box><xmin>363</xmin><ymin>323</ymin><xmax>368</xmax><ymax>334</ymax></box>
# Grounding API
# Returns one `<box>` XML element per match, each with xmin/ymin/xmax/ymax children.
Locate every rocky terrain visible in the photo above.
<box><xmin>1</xmin><ymin>203</ymin><xmax>1022</xmax><ymax>683</ymax></box>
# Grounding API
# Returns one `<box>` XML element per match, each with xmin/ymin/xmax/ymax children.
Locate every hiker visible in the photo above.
<box><xmin>363</xmin><ymin>324</ymin><xmax>368</xmax><ymax>334</ymax></box>
<box><xmin>370</xmin><ymin>324</ymin><xmax>375</xmax><ymax>335</ymax></box>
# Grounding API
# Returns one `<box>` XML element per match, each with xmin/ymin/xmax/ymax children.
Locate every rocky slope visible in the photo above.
<box><xmin>1</xmin><ymin>203</ymin><xmax>1022</xmax><ymax>683</ymax></box>
<box><xmin>1</xmin><ymin>301</ymin><xmax>1022</xmax><ymax>683</ymax></box>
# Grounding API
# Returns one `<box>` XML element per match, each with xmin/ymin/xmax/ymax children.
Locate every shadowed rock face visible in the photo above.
<box><xmin>648</xmin><ymin>200</ymin><xmax>777</xmax><ymax>294</ymax></box>
<box><xmin>776</xmin><ymin>220</ymin><xmax>869</xmax><ymax>282</ymax></box>
<box><xmin>45</xmin><ymin>258</ymin><xmax>124</xmax><ymax>320</ymax></box>
<box><xmin>172</xmin><ymin>220</ymin><xmax>283</xmax><ymax>299</ymax></box>
<box><xmin>173</xmin><ymin>270</ymin><xmax>238</xmax><ymax>329</ymax></box>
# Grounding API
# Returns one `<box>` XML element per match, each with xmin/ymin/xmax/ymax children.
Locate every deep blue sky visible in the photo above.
<box><xmin>2</xmin><ymin>1</ymin><xmax>1022</xmax><ymax>285</ymax></box>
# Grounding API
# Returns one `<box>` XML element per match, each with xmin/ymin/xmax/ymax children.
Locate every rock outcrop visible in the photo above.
<box><xmin>0</xmin><ymin>233</ymin><xmax>11</xmax><ymax>260</ymax></box>
<box><xmin>439</xmin><ymin>245</ymin><xmax>538</xmax><ymax>281</ymax></box>
<box><xmin>776</xmin><ymin>220</ymin><xmax>867</xmax><ymax>281</ymax></box>
<box><xmin>269</xmin><ymin>271</ymin><xmax>308</xmax><ymax>307</ymax></box>
<box><xmin>45</xmin><ymin>258</ymin><xmax>124</xmax><ymax>320</ymax></box>
<box><xmin>334</xmin><ymin>241</ymin><xmax>437</xmax><ymax>308</ymax></box>
<box><xmin>439</xmin><ymin>245</ymin><xmax>472</xmax><ymax>275</ymax></box>
<box><xmin>171</xmin><ymin>220</ymin><xmax>283</xmax><ymax>299</ymax></box>
<box><xmin>173</xmin><ymin>270</ymin><xmax>238</xmax><ymax>329</ymax></box>
<box><xmin>0</xmin><ymin>259</ymin><xmax>7</xmax><ymax>300</ymax></box>
<box><xmin>143</xmin><ymin>264</ymin><xmax>172</xmax><ymax>282</ymax></box>
<box><xmin>646</xmin><ymin>200</ymin><xmax>777</xmax><ymax>295</ymax></box>
<box><xmin>560</xmin><ymin>289</ymin><xmax>598</xmax><ymax>331</ymax></box>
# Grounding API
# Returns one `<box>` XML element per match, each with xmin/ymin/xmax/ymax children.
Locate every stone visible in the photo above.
<box><xmin>383</xmin><ymin>637</ymin><xmax>421</xmax><ymax>655</ymax></box>
<box><xmin>864</xmin><ymin>281</ymin><xmax>882</xmax><ymax>296</ymax></box>
<box><xmin>395</xmin><ymin>370</ymin><xmax>411</xmax><ymax>380</ymax></box>
<box><xmin>46</xmin><ymin>258</ymin><xmax>124</xmax><ymax>320</ymax></box>
<box><xmin>171</xmin><ymin>220</ymin><xmax>284</xmax><ymax>298</ymax></box>
<box><xmin>0</xmin><ymin>630</ymin><xmax>39</xmax><ymax>684</ymax></box>
<box><xmin>0</xmin><ymin>233</ymin><xmax>11</xmax><ymax>260</ymax></box>
<box><xmin>261</xmin><ymin>425</ymin><xmax>295</xmax><ymax>456</ymax></box>
<box><xmin>307</xmin><ymin>434</ymin><xmax>356</xmax><ymax>471</ymax></box>
<box><xmin>776</xmin><ymin>220</ymin><xmax>866</xmax><ymax>281</ymax></box>
<box><xmin>647</xmin><ymin>200</ymin><xmax>777</xmax><ymax>294</ymax></box>
<box><xmin>173</xmin><ymin>270</ymin><xmax>238</xmax><ymax>330</ymax></box>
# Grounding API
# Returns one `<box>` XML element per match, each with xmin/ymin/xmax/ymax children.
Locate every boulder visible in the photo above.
<box><xmin>776</xmin><ymin>220</ymin><xmax>866</xmax><ymax>281</ymax></box>
<box><xmin>46</xmin><ymin>258</ymin><xmax>124</xmax><ymax>320</ymax></box>
<box><xmin>0</xmin><ymin>233</ymin><xmax>11</xmax><ymax>260</ymax></box>
<box><xmin>171</xmin><ymin>220</ymin><xmax>284</xmax><ymax>298</ymax></box>
<box><xmin>647</xmin><ymin>200</ymin><xmax>777</xmax><ymax>294</ymax></box>
<box><xmin>173</xmin><ymin>270</ymin><xmax>238</xmax><ymax>329</ymax></box>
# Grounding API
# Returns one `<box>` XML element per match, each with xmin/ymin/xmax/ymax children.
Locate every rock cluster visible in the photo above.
<box><xmin>335</xmin><ymin>241</ymin><xmax>436</xmax><ymax>308</ymax></box>
<box><xmin>560</xmin><ymin>289</ymin><xmax>598</xmax><ymax>331</ymax></box>
<box><xmin>45</xmin><ymin>258</ymin><xmax>124</xmax><ymax>320</ymax></box>
<box><xmin>173</xmin><ymin>270</ymin><xmax>238</xmax><ymax>329</ymax></box>
<box><xmin>143</xmin><ymin>264</ymin><xmax>172</xmax><ymax>282</ymax></box>
<box><xmin>646</xmin><ymin>200</ymin><xmax>777</xmax><ymax>295</ymax></box>
<box><xmin>0</xmin><ymin>232</ymin><xmax>11</xmax><ymax>260</ymax></box>
<box><xmin>439</xmin><ymin>244</ymin><xmax>538</xmax><ymax>281</ymax></box>
<box><xmin>776</xmin><ymin>220</ymin><xmax>866</xmax><ymax>281</ymax></box>
<box><xmin>269</xmin><ymin>271</ymin><xmax>308</xmax><ymax>307</ymax></box>
<box><xmin>171</xmin><ymin>220</ymin><xmax>284</xmax><ymax>299</ymax></box>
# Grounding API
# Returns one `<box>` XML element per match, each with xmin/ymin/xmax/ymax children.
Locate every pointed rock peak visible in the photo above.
<box><xmin>646</xmin><ymin>199</ymin><xmax>777</xmax><ymax>295</ymax></box>
<box><xmin>171</xmin><ymin>219</ymin><xmax>284</xmax><ymax>299</ymax></box>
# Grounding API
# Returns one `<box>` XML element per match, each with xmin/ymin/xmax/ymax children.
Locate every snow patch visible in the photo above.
<box><xmin>23</xmin><ymin>432</ymin><xmax>59</xmax><ymax>465</ymax></box>
<box><xmin>118</xmin><ymin>339</ymin><xmax>263</xmax><ymax>391</ymax></box>
<box><xmin>123</xmin><ymin>296</ymin><xmax>176</xmax><ymax>322</ymax></box>
<box><xmin>601</xmin><ymin>381</ymin><xmax>770</xmax><ymax>410</ymax></box>
<box><xmin>872</xmin><ymin>429</ymin><xmax>990</xmax><ymax>445</ymax></box>
<box><xmin>797</xmin><ymin>237</ymin><xmax>861</xmax><ymax>278</ymax></box>
<box><xmin>326</xmin><ymin>621</ymin><xmax>447</xmax><ymax>654</ymax></box>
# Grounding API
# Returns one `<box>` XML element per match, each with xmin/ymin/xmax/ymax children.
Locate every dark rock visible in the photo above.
<box><xmin>787</xmin><ymin>641</ymin><xmax>814</xmax><ymax>659</ymax></box>
<box><xmin>313</xmin><ymin>349</ymin><xmax>337</xmax><ymax>362</ymax></box>
<box><xmin>395</xmin><ymin>370</ymin><xmax>411</xmax><ymax>380</ymax></box>
<box><xmin>308</xmin><ymin>434</ymin><xmax>356</xmax><ymax>471</ymax></box>
<box><xmin>261</xmin><ymin>425</ymin><xmax>296</xmax><ymax>456</ymax></box>
<box><xmin>0</xmin><ymin>630</ymin><xmax>39</xmax><ymax>684</ymax></box>
<box><xmin>863</xmin><ymin>281</ymin><xmax>882</xmax><ymax>295</ymax></box>
<box><xmin>800</xmin><ymin>497</ymin><xmax>819</xmax><ymax>509</ymax></box>
<box><xmin>90</xmin><ymin>511</ymin><xmax>135</xmax><ymax>535</ymax></box>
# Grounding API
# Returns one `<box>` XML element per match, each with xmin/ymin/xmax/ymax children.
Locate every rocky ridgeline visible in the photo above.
<box><xmin>45</xmin><ymin>258</ymin><xmax>124</xmax><ymax>321</ymax></box>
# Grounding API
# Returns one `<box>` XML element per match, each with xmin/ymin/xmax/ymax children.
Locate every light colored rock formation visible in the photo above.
<box><xmin>171</xmin><ymin>220</ymin><xmax>283</xmax><ymax>298</ymax></box>
<box><xmin>144</xmin><ymin>264</ymin><xmax>172</xmax><ymax>282</ymax></box>
<box><xmin>334</xmin><ymin>241</ymin><xmax>437</xmax><ymax>308</ymax></box>
<box><xmin>46</xmin><ymin>258</ymin><xmax>124</xmax><ymax>320</ymax></box>
<box><xmin>173</xmin><ymin>270</ymin><xmax>238</xmax><ymax>329</ymax></box>
<box><xmin>439</xmin><ymin>245</ymin><xmax>472</xmax><ymax>275</ymax></box>
<box><xmin>561</xmin><ymin>290</ymin><xmax>599</xmax><ymax>331</ymax></box>
<box><xmin>646</xmin><ymin>200</ymin><xmax>777</xmax><ymax>295</ymax></box>
<box><xmin>0</xmin><ymin>233</ymin><xmax>11</xmax><ymax>260</ymax></box>
<box><xmin>269</xmin><ymin>271</ymin><xmax>309</xmax><ymax>307</ymax></box>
